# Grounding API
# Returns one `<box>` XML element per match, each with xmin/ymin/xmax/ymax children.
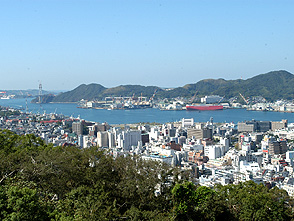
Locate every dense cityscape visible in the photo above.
<box><xmin>1</xmin><ymin>100</ymin><xmax>294</xmax><ymax>219</ymax></box>
<box><xmin>2</xmin><ymin>0</ymin><xmax>294</xmax><ymax>219</ymax></box>
<box><xmin>2</xmin><ymin>73</ymin><xmax>294</xmax><ymax>219</ymax></box>
<box><xmin>2</xmin><ymin>103</ymin><xmax>294</xmax><ymax>194</ymax></box>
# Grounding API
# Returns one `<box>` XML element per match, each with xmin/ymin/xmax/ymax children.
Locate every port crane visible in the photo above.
<box><xmin>191</xmin><ymin>90</ymin><xmax>198</xmax><ymax>103</ymax></box>
<box><xmin>239</xmin><ymin>92</ymin><xmax>249</xmax><ymax>104</ymax></box>
<box><xmin>149</xmin><ymin>89</ymin><xmax>157</xmax><ymax>102</ymax></box>
<box><xmin>218</xmin><ymin>97</ymin><xmax>224</xmax><ymax>104</ymax></box>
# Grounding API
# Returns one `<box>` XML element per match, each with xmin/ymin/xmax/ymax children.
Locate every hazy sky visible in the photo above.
<box><xmin>1</xmin><ymin>0</ymin><xmax>294</xmax><ymax>90</ymax></box>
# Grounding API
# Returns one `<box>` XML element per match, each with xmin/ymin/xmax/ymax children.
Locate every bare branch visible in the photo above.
<box><xmin>0</xmin><ymin>170</ymin><xmax>15</xmax><ymax>184</ymax></box>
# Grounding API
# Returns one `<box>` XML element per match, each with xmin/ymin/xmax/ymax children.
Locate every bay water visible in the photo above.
<box><xmin>1</xmin><ymin>98</ymin><xmax>294</xmax><ymax>124</ymax></box>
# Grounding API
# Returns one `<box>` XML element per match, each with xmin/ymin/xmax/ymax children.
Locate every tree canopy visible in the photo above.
<box><xmin>0</xmin><ymin>130</ymin><xmax>293</xmax><ymax>220</ymax></box>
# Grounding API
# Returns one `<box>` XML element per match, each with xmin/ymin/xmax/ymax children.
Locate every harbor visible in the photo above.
<box><xmin>1</xmin><ymin>98</ymin><xmax>294</xmax><ymax>125</ymax></box>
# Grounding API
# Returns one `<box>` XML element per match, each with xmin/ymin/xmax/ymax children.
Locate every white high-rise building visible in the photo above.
<box><xmin>204</xmin><ymin>145</ymin><xmax>222</xmax><ymax>160</ymax></box>
<box><xmin>182</xmin><ymin>118</ymin><xmax>194</xmax><ymax>128</ymax></box>
<box><xmin>78</xmin><ymin>135</ymin><xmax>83</xmax><ymax>147</ymax></box>
<box><xmin>220</xmin><ymin>137</ymin><xmax>230</xmax><ymax>152</ymax></box>
<box><xmin>97</xmin><ymin>131</ymin><xmax>109</xmax><ymax>147</ymax></box>
<box><xmin>117</xmin><ymin>130</ymin><xmax>141</xmax><ymax>151</ymax></box>
<box><xmin>83</xmin><ymin>135</ymin><xmax>93</xmax><ymax>148</ymax></box>
<box><xmin>149</xmin><ymin>127</ymin><xmax>160</xmax><ymax>141</ymax></box>
<box><xmin>204</xmin><ymin>145</ymin><xmax>228</xmax><ymax>160</ymax></box>
<box><xmin>108</xmin><ymin>131</ymin><xmax>116</xmax><ymax>148</ymax></box>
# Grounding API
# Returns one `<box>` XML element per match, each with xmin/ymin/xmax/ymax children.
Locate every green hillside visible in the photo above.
<box><xmin>180</xmin><ymin>70</ymin><xmax>294</xmax><ymax>101</ymax></box>
<box><xmin>239</xmin><ymin>70</ymin><xmax>294</xmax><ymax>100</ymax></box>
<box><xmin>102</xmin><ymin>85</ymin><xmax>162</xmax><ymax>97</ymax></box>
<box><xmin>52</xmin><ymin>83</ymin><xmax>106</xmax><ymax>102</ymax></box>
<box><xmin>49</xmin><ymin>70</ymin><xmax>294</xmax><ymax>102</ymax></box>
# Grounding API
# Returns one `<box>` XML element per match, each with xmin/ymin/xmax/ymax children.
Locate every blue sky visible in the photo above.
<box><xmin>1</xmin><ymin>0</ymin><xmax>293</xmax><ymax>90</ymax></box>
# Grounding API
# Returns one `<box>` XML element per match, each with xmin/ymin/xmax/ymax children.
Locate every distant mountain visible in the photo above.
<box><xmin>0</xmin><ymin>89</ymin><xmax>52</xmax><ymax>98</ymax></box>
<box><xmin>48</xmin><ymin>84</ymin><xmax>162</xmax><ymax>103</ymax></box>
<box><xmin>170</xmin><ymin>70</ymin><xmax>294</xmax><ymax>101</ymax></box>
<box><xmin>102</xmin><ymin>85</ymin><xmax>163</xmax><ymax>98</ymax></box>
<box><xmin>31</xmin><ymin>94</ymin><xmax>56</xmax><ymax>103</ymax></box>
<box><xmin>48</xmin><ymin>70</ymin><xmax>294</xmax><ymax>102</ymax></box>
<box><xmin>52</xmin><ymin>84</ymin><xmax>106</xmax><ymax>102</ymax></box>
<box><xmin>239</xmin><ymin>70</ymin><xmax>294</xmax><ymax>100</ymax></box>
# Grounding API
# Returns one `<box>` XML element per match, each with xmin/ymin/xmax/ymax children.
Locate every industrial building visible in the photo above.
<box><xmin>200</xmin><ymin>95</ymin><xmax>223</xmax><ymax>104</ymax></box>
<box><xmin>238</xmin><ymin>120</ymin><xmax>271</xmax><ymax>132</ymax></box>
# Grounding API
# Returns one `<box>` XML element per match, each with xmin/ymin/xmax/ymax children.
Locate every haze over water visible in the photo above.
<box><xmin>1</xmin><ymin>99</ymin><xmax>294</xmax><ymax>125</ymax></box>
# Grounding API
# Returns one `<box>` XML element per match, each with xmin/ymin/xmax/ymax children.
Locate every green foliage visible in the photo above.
<box><xmin>182</xmin><ymin>70</ymin><xmax>294</xmax><ymax>101</ymax></box>
<box><xmin>103</xmin><ymin>85</ymin><xmax>161</xmax><ymax>98</ymax></box>
<box><xmin>0</xmin><ymin>131</ymin><xmax>293</xmax><ymax>220</ymax></box>
<box><xmin>213</xmin><ymin>181</ymin><xmax>293</xmax><ymax>221</ymax></box>
<box><xmin>52</xmin><ymin>83</ymin><xmax>106</xmax><ymax>102</ymax></box>
<box><xmin>0</xmin><ymin>181</ymin><xmax>52</xmax><ymax>221</ymax></box>
<box><xmin>52</xmin><ymin>84</ymin><xmax>163</xmax><ymax>102</ymax></box>
<box><xmin>171</xmin><ymin>182</ymin><xmax>220</xmax><ymax>220</ymax></box>
<box><xmin>56</xmin><ymin>185</ymin><xmax>120</xmax><ymax>220</ymax></box>
<box><xmin>124</xmin><ymin>206</ymin><xmax>170</xmax><ymax>221</ymax></box>
<box><xmin>48</xmin><ymin>70</ymin><xmax>294</xmax><ymax>102</ymax></box>
<box><xmin>171</xmin><ymin>180</ymin><xmax>293</xmax><ymax>221</ymax></box>
<box><xmin>172</xmin><ymin>181</ymin><xmax>197</xmax><ymax>219</ymax></box>
<box><xmin>5</xmin><ymin>186</ymin><xmax>44</xmax><ymax>220</ymax></box>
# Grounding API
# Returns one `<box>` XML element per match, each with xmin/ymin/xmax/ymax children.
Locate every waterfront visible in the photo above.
<box><xmin>1</xmin><ymin>98</ymin><xmax>294</xmax><ymax>124</ymax></box>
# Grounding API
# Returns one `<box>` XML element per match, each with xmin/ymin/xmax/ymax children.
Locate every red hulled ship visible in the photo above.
<box><xmin>186</xmin><ymin>105</ymin><xmax>223</xmax><ymax>111</ymax></box>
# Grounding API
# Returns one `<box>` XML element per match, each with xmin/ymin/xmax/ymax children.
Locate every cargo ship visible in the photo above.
<box><xmin>186</xmin><ymin>104</ymin><xmax>223</xmax><ymax>111</ymax></box>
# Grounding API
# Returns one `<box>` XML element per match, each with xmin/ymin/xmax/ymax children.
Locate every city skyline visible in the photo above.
<box><xmin>1</xmin><ymin>0</ymin><xmax>294</xmax><ymax>90</ymax></box>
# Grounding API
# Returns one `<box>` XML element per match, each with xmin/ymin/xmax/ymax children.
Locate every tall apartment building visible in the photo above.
<box><xmin>108</xmin><ymin>132</ymin><xmax>116</xmax><ymax>148</ymax></box>
<box><xmin>187</xmin><ymin>127</ymin><xmax>212</xmax><ymax>140</ymax></box>
<box><xmin>271</xmin><ymin>119</ymin><xmax>288</xmax><ymax>131</ymax></box>
<box><xmin>117</xmin><ymin>130</ymin><xmax>141</xmax><ymax>151</ymax></box>
<box><xmin>187</xmin><ymin>128</ymin><xmax>202</xmax><ymax>139</ymax></box>
<box><xmin>238</xmin><ymin>120</ymin><xmax>271</xmax><ymax>132</ymax></box>
<box><xmin>83</xmin><ymin>135</ymin><xmax>93</xmax><ymax>148</ymax></box>
<box><xmin>97</xmin><ymin>131</ymin><xmax>109</xmax><ymax>147</ymax></box>
<box><xmin>96</xmin><ymin>123</ymin><xmax>110</xmax><ymax>132</ymax></box>
<box><xmin>97</xmin><ymin>131</ymin><xmax>116</xmax><ymax>148</ymax></box>
<box><xmin>163</xmin><ymin>128</ymin><xmax>176</xmax><ymax>137</ymax></box>
<box><xmin>258</xmin><ymin>121</ymin><xmax>271</xmax><ymax>132</ymax></box>
<box><xmin>238</xmin><ymin>122</ymin><xmax>255</xmax><ymax>132</ymax></box>
<box><xmin>203</xmin><ymin>128</ymin><xmax>213</xmax><ymax>139</ymax></box>
<box><xmin>72</xmin><ymin>121</ymin><xmax>83</xmax><ymax>135</ymax></box>
<box><xmin>204</xmin><ymin>145</ymin><xmax>227</xmax><ymax>160</ymax></box>
<box><xmin>89</xmin><ymin>123</ymin><xmax>111</xmax><ymax>136</ymax></box>
<box><xmin>268</xmin><ymin>140</ymin><xmax>288</xmax><ymax>155</ymax></box>
<box><xmin>280</xmin><ymin>140</ymin><xmax>288</xmax><ymax>154</ymax></box>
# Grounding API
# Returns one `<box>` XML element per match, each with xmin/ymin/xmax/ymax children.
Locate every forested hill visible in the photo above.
<box><xmin>52</xmin><ymin>83</ymin><xmax>106</xmax><ymax>102</ymax></box>
<box><xmin>51</xmin><ymin>84</ymin><xmax>163</xmax><ymax>102</ymax></box>
<box><xmin>49</xmin><ymin>70</ymin><xmax>294</xmax><ymax>102</ymax></box>
<box><xmin>181</xmin><ymin>70</ymin><xmax>294</xmax><ymax>101</ymax></box>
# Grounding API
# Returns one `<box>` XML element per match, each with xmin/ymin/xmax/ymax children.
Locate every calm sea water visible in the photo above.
<box><xmin>1</xmin><ymin>98</ymin><xmax>294</xmax><ymax>124</ymax></box>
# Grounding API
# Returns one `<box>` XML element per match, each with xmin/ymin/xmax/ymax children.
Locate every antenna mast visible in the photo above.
<box><xmin>25</xmin><ymin>99</ymin><xmax>28</xmax><ymax>113</ymax></box>
<box><xmin>39</xmin><ymin>82</ymin><xmax>42</xmax><ymax>103</ymax></box>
